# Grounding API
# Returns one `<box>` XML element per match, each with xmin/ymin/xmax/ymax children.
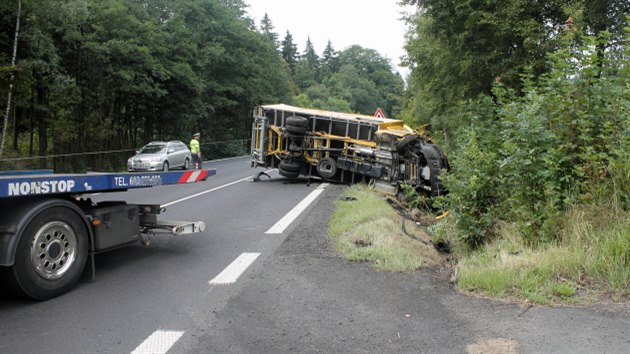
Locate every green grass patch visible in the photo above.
<box><xmin>452</xmin><ymin>202</ymin><xmax>630</xmax><ymax>304</ymax></box>
<box><xmin>328</xmin><ymin>184</ymin><xmax>443</xmax><ymax>272</ymax></box>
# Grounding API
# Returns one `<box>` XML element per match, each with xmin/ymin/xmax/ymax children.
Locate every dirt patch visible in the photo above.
<box><xmin>467</xmin><ymin>337</ymin><xmax>520</xmax><ymax>354</ymax></box>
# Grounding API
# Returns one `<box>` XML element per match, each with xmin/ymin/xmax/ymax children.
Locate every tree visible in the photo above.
<box><xmin>259</xmin><ymin>13</ymin><xmax>278</xmax><ymax>50</ymax></box>
<box><xmin>281</xmin><ymin>30</ymin><xmax>298</xmax><ymax>73</ymax></box>
<box><xmin>0</xmin><ymin>0</ymin><xmax>293</xmax><ymax>170</ymax></box>
<box><xmin>320</xmin><ymin>40</ymin><xmax>338</xmax><ymax>80</ymax></box>
<box><xmin>302</xmin><ymin>36</ymin><xmax>319</xmax><ymax>80</ymax></box>
<box><xmin>0</xmin><ymin>0</ymin><xmax>20</xmax><ymax>158</ymax></box>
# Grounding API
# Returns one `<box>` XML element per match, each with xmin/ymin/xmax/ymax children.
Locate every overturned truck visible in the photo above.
<box><xmin>251</xmin><ymin>104</ymin><xmax>449</xmax><ymax>196</ymax></box>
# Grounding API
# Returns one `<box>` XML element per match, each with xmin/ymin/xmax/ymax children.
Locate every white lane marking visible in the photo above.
<box><xmin>161</xmin><ymin>169</ymin><xmax>273</xmax><ymax>208</ymax></box>
<box><xmin>209</xmin><ymin>252</ymin><xmax>261</xmax><ymax>285</ymax></box>
<box><xmin>265</xmin><ymin>183</ymin><xmax>328</xmax><ymax>234</ymax></box>
<box><xmin>131</xmin><ymin>330</ymin><xmax>184</xmax><ymax>354</ymax></box>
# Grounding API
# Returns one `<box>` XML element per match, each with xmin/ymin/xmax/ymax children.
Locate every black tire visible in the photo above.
<box><xmin>286</xmin><ymin>124</ymin><xmax>308</xmax><ymax>135</ymax></box>
<box><xmin>5</xmin><ymin>206</ymin><xmax>89</xmax><ymax>300</ymax></box>
<box><xmin>162</xmin><ymin>161</ymin><xmax>169</xmax><ymax>171</ymax></box>
<box><xmin>183</xmin><ymin>158</ymin><xmax>190</xmax><ymax>170</ymax></box>
<box><xmin>278</xmin><ymin>168</ymin><xmax>300</xmax><ymax>178</ymax></box>
<box><xmin>286</xmin><ymin>116</ymin><xmax>308</xmax><ymax>128</ymax></box>
<box><xmin>317</xmin><ymin>157</ymin><xmax>338</xmax><ymax>179</ymax></box>
<box><xmin>279</xmin><ymin>159</ymin><xmax>302</xmax><ymax>172</ymax></box>
<box><xmin>278</xmin><ymin>159</ymin><xmax>302</xmax><ymax>178</ymax></box>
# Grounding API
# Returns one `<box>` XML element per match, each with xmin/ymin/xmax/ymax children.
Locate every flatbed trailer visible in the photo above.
<box><xmin>0</xmin><ymin>169</ymin><xmax>216</xmax><ymax>300</ymax></box>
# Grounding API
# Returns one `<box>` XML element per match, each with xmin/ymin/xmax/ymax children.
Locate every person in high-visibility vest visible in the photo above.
<box><xmin>190</xmin><ymin>132</ymin><xmax>201</xmax><ymax>169</ymax></box>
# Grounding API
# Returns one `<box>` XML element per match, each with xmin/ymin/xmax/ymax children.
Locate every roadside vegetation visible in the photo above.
<box><xmin>328</xmin><ymin>184</ymin><xmax>442</xmax><ymax>272</ymax></box>
<box><xmin>330</xmin><ymin>3</ymin><xmax>629</xmax><ymax>305</ymax></box>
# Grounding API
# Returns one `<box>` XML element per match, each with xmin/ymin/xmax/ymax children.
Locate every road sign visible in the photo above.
<box><xmin>374</xmin><ymin>107</ymin><xmax>385</xmax><ymax>118</ymax></box>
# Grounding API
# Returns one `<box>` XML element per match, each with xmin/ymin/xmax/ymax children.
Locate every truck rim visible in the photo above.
<box><xmin>30</xmin><ymin>221</ymin><xmax>77</xmax><ymax>280</ymax></box>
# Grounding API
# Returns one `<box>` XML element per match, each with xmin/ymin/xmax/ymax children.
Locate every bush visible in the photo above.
<box><xmin>443</xmin><ymin>29</ymin><xmax>630</xmax><ymax>246</ymax></box>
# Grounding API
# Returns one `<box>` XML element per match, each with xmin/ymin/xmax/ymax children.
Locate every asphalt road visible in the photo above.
<box><xmin>0</xmin><ymin>157</ymin><xmax>325</xmax><ymax>353</ymax></box>
<box><xmin>1</xmin><ymin>157</ymin><xmax>629</xmax><ymax>353</ymax></box>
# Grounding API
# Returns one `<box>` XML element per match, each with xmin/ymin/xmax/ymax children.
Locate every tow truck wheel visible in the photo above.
<box><xmin>6</xmin><ymin>206</ymin><xmax>89</xmax><ymax>300</ymax></box>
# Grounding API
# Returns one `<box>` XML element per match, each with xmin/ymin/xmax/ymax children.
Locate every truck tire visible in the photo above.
<box><xmin>278</xmin><ymin>159</ymin><xmax>302</xmax><ymax>178</ymax></box>
<box><xmin>317</xmin><ymin>157</ymin><xmax>338</xmax><ymax>179</ymax></box>
<box><xmin>286</xmin><ymin>124</ymin><xmax>308</xmax><ymax>135</ymax></box>
<box><xmin>285</xmin><ymin>116</ymin><xmax>308</xmax><ymax>136</ymax></box>
<box><xmin>4</xmin><ymin>206</ymin><xmax>89</xmax><ymax>300</ymax></box>
<box><xmin>286</xmin><ymin>116</ymin><xmax>308</xmax><ymax>128</ymax></box>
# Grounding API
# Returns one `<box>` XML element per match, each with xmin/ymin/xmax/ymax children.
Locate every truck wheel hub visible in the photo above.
<box><xmin>30</xmin><ymin>221</ymin><xmax>77</xmax><ymax>280</ymax></box>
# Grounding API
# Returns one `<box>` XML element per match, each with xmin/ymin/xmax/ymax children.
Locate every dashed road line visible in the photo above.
<box><xmin>209</xmin><ymin>252</ymin><xmax>261</xmax><ymax>285</ymax></box>
<box><xmin>131</xmin><ymin>330</ymin><xmax>184</xmax><ymax>354</ymax></box>
<box><xmin>265</xmin><ymin>183</ymin><xmax>328</xmax><ymax>234</ymax></box>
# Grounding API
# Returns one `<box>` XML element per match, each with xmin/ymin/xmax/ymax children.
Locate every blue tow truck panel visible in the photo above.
<box><xmin>0</xmin><ymin>169</ymin><xmax>216</xmax><ymax>198</ymax></box>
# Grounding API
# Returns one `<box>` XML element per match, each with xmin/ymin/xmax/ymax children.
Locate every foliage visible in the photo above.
<box><xmin>440</xmin><ymin>27</ymin><xmax>630</xmax><ymax>246</ymax></box>
<box><xmin>454</xmin><ymin>199</ymin><xmax>630</xmax><ymax>304</ymax></box>
<box><xmin>402</xmin><ymin>0</ymin><xmax>629</xmax><ymax>134</ymax></box>
<box><xmin>289</xmin><ymin>43</ymin><xmax>405</xmax><ymax>117</ymax></box>
<box><xmin>0</xmin><ymin>0</ymin><xmax>293</xmax><ymax>171</ymax></box>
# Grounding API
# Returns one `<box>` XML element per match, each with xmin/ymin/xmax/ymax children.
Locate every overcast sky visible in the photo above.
<box><xmin>244</xmin><ymin>0</ymin><xmax>415</xmax><ymax>78</ymax></box>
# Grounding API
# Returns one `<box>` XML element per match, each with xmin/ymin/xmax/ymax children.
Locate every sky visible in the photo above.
<box><xmin>244</xmin><ymin>0</ymin><xmax>416</xmax><ymax>78</ymax></box>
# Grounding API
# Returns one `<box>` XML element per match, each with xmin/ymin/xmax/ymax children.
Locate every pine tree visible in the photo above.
<box><xmin>259</xmin><ymin>13</ymin><xmax>278</xmax><ymax>50</ymax></box>
<box><xmin>320</xmin><ymin>40</ymin><xmax>338</xmax><ymax>80</ymax></box>
<box><xmin>302</xmin><ymin>36</ymin><xmax>319</xmax><ymax>80</ymax></box>
<box><xmin>281</xmin><ymin>30</ymin><xmax>298</xmax><ymax>73</ymax></box>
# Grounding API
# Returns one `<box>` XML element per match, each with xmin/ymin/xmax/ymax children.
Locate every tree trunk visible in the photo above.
<box><xmin>0</xmin><ymin>0</ymin><xmax>22</xmax><ymax>158</ymax></box>
<box><xmin>36</xmin><ymin>80</ymin><xmax>48</xmax><ymax>169</ymax></box>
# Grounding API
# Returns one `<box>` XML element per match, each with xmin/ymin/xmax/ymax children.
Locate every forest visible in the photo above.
<box><xmin>0</xmin><ymin>0</ymin><xmax>404</xmax><ymax>171</ymax></box>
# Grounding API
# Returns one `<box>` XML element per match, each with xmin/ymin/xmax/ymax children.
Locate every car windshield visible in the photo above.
<box><xmin>139</xmin><ymin>144</ymin><xmax>166</xmax><ymax>154</ymax></box>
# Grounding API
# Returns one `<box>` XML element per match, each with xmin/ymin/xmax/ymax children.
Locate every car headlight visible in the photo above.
<box><xmin>152</xmin><ymin>157</ymin><xmax>162</xmax><ymax>162</ymax></box>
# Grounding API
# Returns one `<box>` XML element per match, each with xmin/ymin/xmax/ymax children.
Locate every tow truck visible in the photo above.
<box><xmin>0</xmin><ymin>168</ymin><xmax>215</xmax><ymax>300</ymax></box>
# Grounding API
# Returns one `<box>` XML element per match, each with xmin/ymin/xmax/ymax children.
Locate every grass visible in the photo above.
<box><xmin>452</xmin><ymin>202</ymin><xmax>630</xmax><ymax>304</ymax></box>
<box><xmin>328</xmin><ymin>184</ymin><xmax>443</xmax><ymax>272</ymax></box>
<box><xmin>329</xmin><ymin>184</ymin><xmax>629</xmax><ymax>305</ymax></box>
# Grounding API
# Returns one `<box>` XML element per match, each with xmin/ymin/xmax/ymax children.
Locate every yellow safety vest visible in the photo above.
<box><xmin>190</xmin><ymin>138</ymin><xmax>200</xmax><ymax>154</ymax></box>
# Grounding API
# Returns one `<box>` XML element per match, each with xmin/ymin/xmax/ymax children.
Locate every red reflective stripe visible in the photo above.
<box><xmin>178</xmin><ymin>171</ymin><xmax>193</xmax><ymax>183</ymax></box>
<box><xmin>196</xmin><ymin>170</ymin><xmax>208</xmax><ymax>181</ymax></box>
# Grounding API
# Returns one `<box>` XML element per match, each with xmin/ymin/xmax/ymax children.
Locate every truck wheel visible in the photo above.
<box><xmin>286</xmin><ymin>124</ymin><xmax>308</xmax><ymax>135</ymax></box>
<box><xmin>278</xmin><ymin>159</ymin><xmax>302</xmax><ymax>178</ymax></box>
<box><xmin>279</xmin><ymin>169</ymin><xmax>300</xmax><ymax>178</ymax></box>
<box><xmin>286</xmin><ymin>116</ymin><xmax>308</xmax><ymax>128</ymax></box>
<box><xmin>162</xmin><ymin>161</ymin><xmax>169</xmax><ymax>171</ymax></box>
<box><xmin>6</xmin><ymin>206</ymin><xmax>89</xmax><ymax>300</ymax></box>
<box><xmin>285</xmin><ymin>116</ymin><xmax>308</xmax><ymax>136</ymax></box>
<box><xmin>317</xmin><ymin>157</ymin><xmax>337</xmax><ymax>179</ymax></box>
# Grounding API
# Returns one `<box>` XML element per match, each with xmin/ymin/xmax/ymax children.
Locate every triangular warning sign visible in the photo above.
<box><xmin>374</xmin><ymin>107</ymin><xmax>385</xmax><ymax>118</ymax></box>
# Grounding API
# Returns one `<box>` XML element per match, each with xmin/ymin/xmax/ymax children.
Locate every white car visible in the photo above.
<box><xmin>127</xmin><ymin>141</ymin><xmax>192</xmax><ymax>172</ymax></box>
